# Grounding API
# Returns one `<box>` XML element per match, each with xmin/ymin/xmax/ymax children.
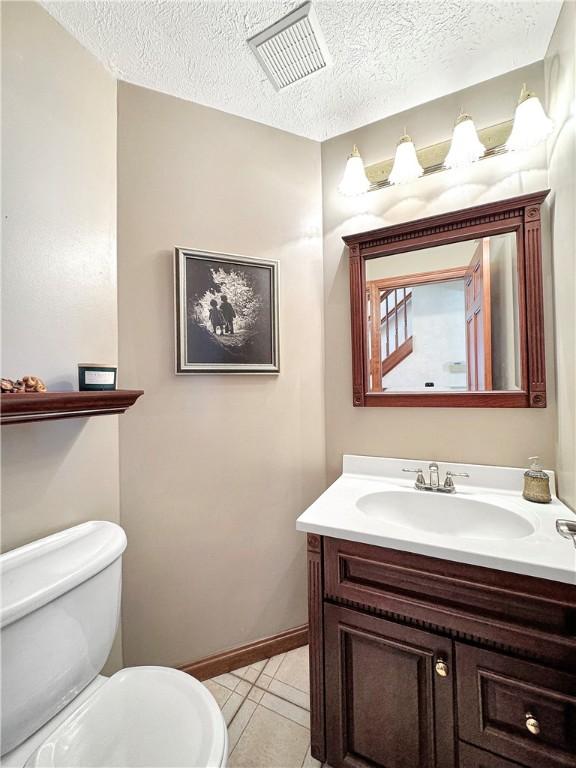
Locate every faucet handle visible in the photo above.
<box><xmin>443</xmin><ymin>471</ymin><xmax>469</xmax><ymax>490</ymax></box>
<box><xmin>403</xmin><ymin>468</ymin><xmax>426</xmax><ymax>486</ymax></box>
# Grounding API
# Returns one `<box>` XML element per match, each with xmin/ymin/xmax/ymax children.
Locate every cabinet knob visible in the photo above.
<box><xmin>525</xmin><ymin>713</ymin><xmax>540</xmax><ymax>736</ymax></box>
<box><xmin>435</xmin><ymin>658</ymin><xmax>449</xmax><ymax>677</ymax></box>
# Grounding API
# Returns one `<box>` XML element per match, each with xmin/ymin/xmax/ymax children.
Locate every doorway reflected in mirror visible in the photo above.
<box><xmin>365</xmin><ymin>233</ymin><xmax>520</xmax><ymax>394</ymax></box>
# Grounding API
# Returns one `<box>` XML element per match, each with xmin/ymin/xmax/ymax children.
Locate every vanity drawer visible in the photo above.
<box><xmin>458</xmin><ymin>743</ymin><xmax>526</xmax><ymax>767</ymax></box>
<box><xmin>456</xmin><ymin>644</ymin><xmax>576</xmax><ymax>767</ymax></box>
<box><xmin>323</xmin><ymin>537</ymin><xmax>576</xmax><ymax>666</ymax></box>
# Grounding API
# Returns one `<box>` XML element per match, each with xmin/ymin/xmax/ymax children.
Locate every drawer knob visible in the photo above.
<box><xmin>525</xmin><ymin>712</ymin><xmax>540</xmax><ymax>736</ymax></box>
<box><xmin>435</xmin><ymin>659</ymin><xmax>449</xmax><ymax>677</ymax></box>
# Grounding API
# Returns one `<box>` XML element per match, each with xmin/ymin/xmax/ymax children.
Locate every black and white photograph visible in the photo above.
<box><xmin>175</xmin><ymin>248</ymin><xmax>279</xmax><ymax>373</ymax></box>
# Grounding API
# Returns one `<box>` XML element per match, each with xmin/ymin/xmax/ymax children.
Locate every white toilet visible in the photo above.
<box><xmin>0</xmin><ymin>521</ymin><xmax>228</xmax><ymax>768</ymax></box>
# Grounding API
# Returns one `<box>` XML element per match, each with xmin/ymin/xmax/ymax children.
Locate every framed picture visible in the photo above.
<box><xmin>175</xmin><ymin>248</ymin><xmax>280</xmax><ymax>374</ymax></box>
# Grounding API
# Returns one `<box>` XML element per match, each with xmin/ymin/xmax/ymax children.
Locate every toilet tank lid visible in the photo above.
<box><xmin>0</xmin><ymin>521</ymin><xmax>127</xmax><ymax>628</ymax></box>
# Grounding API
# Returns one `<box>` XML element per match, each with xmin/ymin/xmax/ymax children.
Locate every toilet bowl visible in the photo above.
<box><xmin>24</xmin><ymin>667</ymin><xmax>227</xmax><ymax>768</ymax></box>
<box><xmin>0</xmin><ymin>522</ymin><xmax>227</xmax><ymax>768</ymax></box>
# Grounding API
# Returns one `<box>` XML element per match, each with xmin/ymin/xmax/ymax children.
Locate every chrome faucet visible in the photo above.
<box><xmin>403</xmin><ymin>463</ymin><xmax>470</xmax><ymax>493</ymax></box>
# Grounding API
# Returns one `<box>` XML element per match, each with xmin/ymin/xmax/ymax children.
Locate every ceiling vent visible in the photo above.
<box><xmin>248</xmin><ymin>2</ymin><xmax>331</xmax><ymax>90</ymax></box>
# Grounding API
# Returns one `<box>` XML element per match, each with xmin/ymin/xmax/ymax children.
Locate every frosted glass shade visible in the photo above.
<box><xmin>388</xmin><ymin>136</ymin><xmax>423</xmax><ymax>185</ymax></box>
<box><xmin>444</xmin><ymin>115</ymin><xmax>486</xmax><ymax>169</ymax></box>
<box><xmin>506</xmin><ymin>95</ymin><xmax>553</xmax><ymax>151</ymax></box>
<box><xmin>338</xmin><ymin>146</ymin><xmax>370</xmax><ymax>196</ymax></box>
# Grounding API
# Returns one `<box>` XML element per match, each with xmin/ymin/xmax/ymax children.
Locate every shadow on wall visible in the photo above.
<box><xmin>332</xmin><ymin>168</ymin><xmax>548</xmax><ymax>244</ymax></box>
<box><xmin>1</xmin><ymin>420</ymin><xmax>87</xmax><ymax>551</ymax></box>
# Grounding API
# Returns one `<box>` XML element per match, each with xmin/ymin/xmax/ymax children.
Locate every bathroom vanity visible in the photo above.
<box><xmin>297</xmin><ymin>457</ymin><xmax>576</xmax><ymax>768</ymax></box>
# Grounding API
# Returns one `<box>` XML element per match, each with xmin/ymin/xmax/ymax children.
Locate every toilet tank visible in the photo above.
<box><xmin>0</xmin><ymin>521</ymin><xmax>127</xmax><ymax>755</ymax></box>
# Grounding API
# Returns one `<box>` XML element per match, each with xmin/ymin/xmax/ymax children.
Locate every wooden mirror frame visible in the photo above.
<box><xmin>343</xmin><ymin>191</ymin><xmax>549</xmax><ymax>408</ymax></box>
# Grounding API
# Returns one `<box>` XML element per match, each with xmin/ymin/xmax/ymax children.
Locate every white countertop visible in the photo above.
<box><xmin>296</xmin><ymin>455</ymin><xmax>576</xmax><ymax>585</ymax></box>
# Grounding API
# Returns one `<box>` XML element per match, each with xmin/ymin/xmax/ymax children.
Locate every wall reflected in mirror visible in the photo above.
<box><xmin>365</xmin><ymin>233</ymin><xmax>521</xmax><ymax>393</ymax></box>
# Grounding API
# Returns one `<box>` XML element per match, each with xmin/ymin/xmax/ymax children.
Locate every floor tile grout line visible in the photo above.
<box><xmin>226</xmin><ymin>680</ymin><xmax>255</xmax><ymax>727</ymax></box>
<box><xmin>255</xmin><ymin>675</ymin><xmax>310</xmax><ymax>697</ymax></box>
<box><xmin>253</xmin><ymin>662</ymin><xmax>266</xmax><ymax>686</ymax></box>
<box><xmin>208</xmin><ymin>650</ymin><xmax>314</xmax><ymax>765</ymax></box>
<box><xmin>230</xmin><ymin>662</ymin><xmax>266</xmax><ymax>687</ymax></box>
<box><xmin>228</xmin><ymin>699</ymin><xmax>311</xmax><ymax>762</ymax></box>
<box><xmin>221</xmin><ymin>658</ymin><xmax>268</xmax><ymax>728</ymax></box>
<box><xmin>204</xmin><ymin>678</ymin><xmax>235</xmax><ymax>708</ymax></box>
<box><xmin>227</xmin><ymin>696</ymin><xmax>260</xmax><ymax>760</ymax></box>
<box><xmin>254</xmin><ymin>686</ymin><xmax>310</xmax><ymax>713</ymax></box>
<box><xmin>226</xmin><ymin>654</ymin><xmax>311</xmax><ymax>719</ymax></box>
<box><xmin>261</xmin><ymin>651</ymin><xmax>287</xmax><ymax>679</ymax></box>
<box><xmin>253</xmin><ymin>672</ymin><xmax>310</xmax><ymax>711</ymax></box>
<box><xmin>257</xmin><ymin>696</ymin><xmax>311</xmax><ymax>729</ymax></box>
<box><xmin>300</xmin><ymin>742</ymin><xmax>312</xmax><ymax>768</ymax></box>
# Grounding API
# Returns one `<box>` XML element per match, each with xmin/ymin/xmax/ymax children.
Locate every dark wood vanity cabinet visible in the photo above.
<box><xmin>324</xmin><ymin>605</ymin><xmax>456</xmax><ymax>768</ymax></box>
<box><xmin>307</xmin><ymin>534</ymin><xmax>576</xmax><ymax>768</ymax></box>
<box><xmin>457</xmin><ymin>645</ymin><xmax>576</xmax><ymax>767</ymax></box>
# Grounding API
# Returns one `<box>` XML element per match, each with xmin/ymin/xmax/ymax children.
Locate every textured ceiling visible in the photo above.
<box><xmin>42</xmin><ymin>1</ymin><xmax>562</xmax><ymax>141</ymax></box>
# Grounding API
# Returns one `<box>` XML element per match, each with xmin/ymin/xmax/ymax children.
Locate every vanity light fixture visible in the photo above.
<box><xmin>338</xmin><ymin>145</ymin><xmax>371</xmax><ymax>196</ymax></box>
<box><xmin>388</xmin><ymin>131</ymin><xmax>423</xmax><ymax>185</ymax></box>
<box><xmin>336</xmin><ymin>84</ymin><xmax>548</xmax><ymax>196</ymax></box>
<box><xmin>506</xmin><ymin>84</ymin><xmax>553</xmax><ymax>151</ymax></box>
<box><xmin>444</xmin><ymin>111</ymin><xmax>486</xmax><ymax>169</ymax></box>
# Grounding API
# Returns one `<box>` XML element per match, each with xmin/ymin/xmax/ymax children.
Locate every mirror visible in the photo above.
<box><xmin>344</xmin><ymin>191</ymin><xmax>549</xmax><ymax>407</ymax></box>
<box><xmin>365</xmin><ymin>233</ymin><xmax>520</xmax><ymax>393</ymax></box>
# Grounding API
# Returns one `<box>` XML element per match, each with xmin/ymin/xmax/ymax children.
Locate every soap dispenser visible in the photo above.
<box><xmin>522</xmin><ymin>457</ymin><xmax>551</xmax><ymax>503</ymax></box>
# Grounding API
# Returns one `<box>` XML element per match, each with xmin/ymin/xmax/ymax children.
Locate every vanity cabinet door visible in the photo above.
<box><xmin>456</xmin><ymin>644</ymin><xmax>576</xmax><ymax>767</ymax></box>
<box><xmin>458</xmin><ymin>743</ymin><xmax>527</xmax><ymax>767</ymax></box>
<box><xmin>324</xmin><ymin>604</ymin><xmax>455</xmax><ymax>768</ymax></box>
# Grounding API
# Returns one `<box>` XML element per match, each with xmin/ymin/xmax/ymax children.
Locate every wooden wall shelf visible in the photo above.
<box><xmin>0</xmin><ymin>390</ymin><xmax>144</xmax><ymax>425</ymax></box>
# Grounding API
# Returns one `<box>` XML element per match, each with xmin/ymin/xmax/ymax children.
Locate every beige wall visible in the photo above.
<box><xmin>2</xmin><ymin>2</ymin><xmax>572</xmax><ymax>679</ymax></box>
<box><xmin>117</xmin><ymin>83</ymin><xmax>325</xmax><ymax>667</ymax></box>
<box><xmin>322</xmin><ymin>62</ymin><xmax>557</xmax><ymax>482</ymax></box>
<box><xmin>545</xmin><ymin>1</ymin><xmax>576</xmax><ymax>510</ymax></box>
<box><xmin>1</xmin><ymin>2</ymin><xmax>122</xmax><ymax>670</ymax></box>
<box><xmin>365</xmin><ymin>240</ymin><xmax>477</xmax><ymax>280</ymax></box>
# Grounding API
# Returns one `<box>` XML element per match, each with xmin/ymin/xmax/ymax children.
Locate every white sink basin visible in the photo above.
<box><xmin>297</xmin><ymin>456</ymin><xmax>576</xmax><ymax>585</ymax></box>
<box><xmin>356</xmin><ymin>491</ymin><xmax>535</xmax><ymax>540</ymax></box>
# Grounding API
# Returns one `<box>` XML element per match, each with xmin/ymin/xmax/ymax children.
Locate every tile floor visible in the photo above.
<box><xmin>202</xmin><ymin>645</ymin><xmax>321</xmax><ymax>768</ymax></box>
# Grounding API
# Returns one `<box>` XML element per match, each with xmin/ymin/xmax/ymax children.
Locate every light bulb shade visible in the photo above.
<box><xmin>338</xmin><ymin>146</ymin><xmax>370</xmax><ymax>196</ymax></box>
<box><xmin>506</xmin><ymin>95</ymin><xmax>553</xmax><ymax>151</ymax></box>
<box><xmin>388</xmin><ymin>136</ymin><xmax>423</xmax><ymax>185</ymax></box>
<box><xmin>444</xmin><ymin>115</ymin><xmax>486</xmax><ymax>169</ymax></box>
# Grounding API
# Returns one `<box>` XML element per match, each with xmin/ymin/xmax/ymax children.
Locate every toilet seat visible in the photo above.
<box><xmin>24</xmin><ymin>667</ymin><xmax>228</xmax><ymax>768</ymax></box>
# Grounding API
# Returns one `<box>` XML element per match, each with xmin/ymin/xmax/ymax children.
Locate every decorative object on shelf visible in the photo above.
<box><xmin>23</xmin><ymin>376</ymin><xmax>47</xmax><ymax>392</ymax></box>
<box><xmin>522</xmin><ymin>456</ymin><xmax>552</xmax><ymax>504</ymax></box>
<box><xmin>78</xmin><ymin>363</ymin><xmax>117</xmax><ymax>391</ymax></box>
<box><xmin>388</xmin><ymin>131</ymin><xmax>423</xmax><ymax>185</ymax></box>
<box><xmin>444</xmin><ymin>111</ymin><xmax>486</xmax><ymax>169</ymax></box>
<box><xmin>175</xmin><ymin>248</ymin><xmax>279</xmax><ymax>374</ymax></box>
<box><xmin>506</xmin><ymin>83</ymin><xmax>554</xmax><ymax>151</ymax></box>
<box><xmin>0</xmin><ymin>390</ymin><xmax>144</xmax><ymax>425</ymax></box>
<box><xmin>1</xmin><ymin>376</ymin><xmax>47</xmax><ymax>393</ymax></box>
<box><xmin>338</xmin><ymin>84</ymin><xmax>554</xmax><ymax>195</ymax></box>
<box><xmin>338</xmin><ymin>145</ymin><xmax>371</xmax><ymax>196</ymax></box>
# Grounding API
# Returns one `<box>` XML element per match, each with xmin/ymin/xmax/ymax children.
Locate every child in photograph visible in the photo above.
<box><xmin>220</xmin><ymin>295</ymin><xmax>237</xmax><ymax>334</ymax></box>
<box><xmin>208</xmin><ymin>299</ymin><xmax>225</xmax><ymax>335</ymax></box>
